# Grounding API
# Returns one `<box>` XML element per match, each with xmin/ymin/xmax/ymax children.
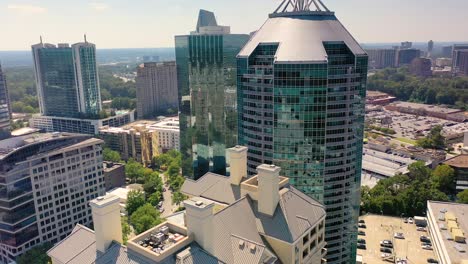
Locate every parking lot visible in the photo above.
<box><xmin>357</xmin><ymin>215</ymin><xmax>437</xmax><ymax>264</ymax></box>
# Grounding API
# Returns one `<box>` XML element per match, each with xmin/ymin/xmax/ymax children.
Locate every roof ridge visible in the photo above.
<box><xmin>47</xmin><ymin>224</ymin><xmax>94</xmax><ymax>257</ymax></box>
<box><xmin>231</xmin><ymin>234</ymin><xmax>266</xmax><ymax>247</ymax></box>
<box><xmin>65</xmin><ymin>240</ymin><xmax>97</xmax><ymax>264</ymax></box>
<box><xmin>213</xmin><ymin>195</ymin><xmax>248</xmax><ymax>216</ymax></box>
<box><xmin>288</xmin><ymin>186</ymin><xmax>325</xmax><ymax>210</ymax></box>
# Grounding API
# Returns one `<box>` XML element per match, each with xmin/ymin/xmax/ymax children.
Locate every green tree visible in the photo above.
<box><xmin>407</xmin><ymin>161</ymin><xmax>432</xmax><ymax>181</ymax></box>
<box><xmin>416</xmin><ymin>125</ymin><xmax>446</xmax><ymax>149</ymax></box>
<box><xmin>130</xmin><ymin>203</ymin><xmax>163</xmax><ymax>234</ymax></box>
<box><xmin>148</xmin><ymin>191</ymin><xmax>163</xmax><ymax>207</ymax></box>
<box><xmin>431</xmin><ymin>164</ymin><xmax>455</xmax><ymax>194</ymax></box>
<box><xmin>125</xmin><ymin>159</ymin><xmax>144</xmax><ymax>183</ymax></box>
<box><xmin>103</xmin><ymin>148</ymin><xmax>121</xmax><ymax>162</ymax></box>
<box><xmin>143</xmin><ymin>172</ymin><xmax>163</xmax><ymax>196</ymax></box>
<box><xmin>457</xmin><ymin>190</ymin><xmax>468</xmax><ymax>204</ymax></box>
<box><xmin>125</xmin><ymin>190</ymin><xmax>146</xmax><ymax>216</ymax></box>
<box><xmin>17</xmin><ymin>242</ymin><xmax>52</xmax><ymax>264</ymax></box>
<box><xmin>121</xmin><ymin>216</ymin><xmax>132</xmax><ymax>244</ymax></box>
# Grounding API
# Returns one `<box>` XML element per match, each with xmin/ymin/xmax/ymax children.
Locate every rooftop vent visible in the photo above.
<box><xmin>239</xmin><ymin>240</ymin><xmax>245</xmax><ymax>248</ymax></box>
<box><xmin>195</xmin><ymin>201</ymin><xmax>204</xmax><ymax>207</ymax></box>
<box><xmin>97</xmin><ymin>196</ymin><xmax>105</xmax><ymax>201</ymax></box>
<box><xmin>250</xmin><ymin>244</ymin><xmax>256</xmax><ymax>253</ymax></box>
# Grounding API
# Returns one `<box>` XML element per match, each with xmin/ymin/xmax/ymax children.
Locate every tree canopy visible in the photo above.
<box><xmin>130</xmin><ymin>203</ymin><xmax>163</xmax><ymax>234</ymax></box>
<box><xmin>103</xmin><ymin>148</ymin><xmax>121</xmax><ymax>162</ymax></box>
<box><xmin>126</xmin><ymin>190</ymin><xmax>146</xmax><ymax>217</ymax></box>
<box><xmin>416</xmin><ymin>125</ymin><xmax>446</xmax><ymax>149</ymax></box>
<box><xmin>17</xmin><ymin>242</ymin><xmax>52</xmax><ymax>264</ymax></box>
<box><xmin>458</xmin><ymin>190</ymin><xmax>468</xmax><ymax>204</ymax></box>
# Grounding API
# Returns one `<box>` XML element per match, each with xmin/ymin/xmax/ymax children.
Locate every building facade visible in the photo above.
<box><xmin>32</xmin><ymin>39</ymin><xmax>101</xmax><ymax>119</ymax></box>
<box><xmin>410</xmin><ymin>57</ymin><xmax>432</xmax><ymax>77</ymax></box>
<box><xmin>396</xmin><ymin>48</ymin><xmax>421</xmax><ymax>66</ymax></box>
<box><xmin>0</xmin><ymin>133</ymin><xmax>105</xmax><ymax>263</ymax></box>
<box><xmin>175</xmin><ymin>9</ymin><xmax>249</xmax><ymax>179</ymax></box>
<box><xmin>0</xmin><ymin>64</ymin><xmax>11</xmax><ymax>140</ymax></box>
<box><xmin>237</xmin><ymin>2</ymin><xmax>367</xmax><ymax>263</ymax></box>
<box><xmin>103</xmin><ymin>162</ymin><xmax>126</xmax><ymax>191</ymax></box>
<box><xmin>443</xmin><ymin>155</ymin><xmax>468</xmax><ymax>194</ymax></box>
<box><xmin>452</xmin><ymin>44</ymin><xmax>468</xmax><ymax>73</ymax></box>
<box><xmin>456</xmin><ymin>50</ymin><xmax>468</xmax><ymax>76</ymax></box>
<box><xmin>136</xmin><ymin>62</ymin><xmax>178</xmax><ymax>119</ymax></box>
<box><xmin>366</xmin><ymin>49</ymin><xmax>396</xmax><ymax>69</ymax></box>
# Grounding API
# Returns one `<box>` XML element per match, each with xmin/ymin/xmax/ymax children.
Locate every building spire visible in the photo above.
<box><xmin>84</xmin><ymin>34</ymin><xmax>87</xmax><ymax>43</ymax></box>
<box><xmin>40</xmin><ymin>36</ymin><xmax>43</xmax><ymax>44</ymax></box>
<box><xmin>273</xmin><ymin>0</ymin><xmax>330</xmax><ymax>14</ymax></box>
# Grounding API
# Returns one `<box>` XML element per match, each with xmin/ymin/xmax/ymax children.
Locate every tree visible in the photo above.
<box><xmin>126</xmin><ymin>190</ymin><xmax>146</xmax><ymax>216</ymax></box>
<box><xmin>148</xmin><ymin>191</ymin><xmax>163</xmax><ymax>207</ymax></box>
<box><xmin>121</xmin><ymin>216</ymin><xmax>132</xmax><ymax>244</ymax></box>
<box><xmin>172</xmin><ymin>191</ymin><xmax>188</xmax><ymax>206</ymax></box>
<box><xmin>431</xmin><ymin>164</ymin><xmax>455</xmax><ymax>194</ymax></box>
<box><xmin>130</xmin><ymin>203</ymin><xmax>163</xmax><ymax>234</ymax></box>
<box><xmin>407</xmin><ymin>161</ymin><xmax>432</xmax><ymax>181</ymax></box>
<box><xmin>143</xmin><ymin>172</ymin><xmax>163</xmax><ymax>196</ymax></box>
<box><xmin>416</xmin><ymin>125</ymin><xmax>446</xmax><ymax>149</ymax></box>
<box><xmin>125</xmin><ymin>159</ymin><xmax>144</xmax><ymax>183</ymax></box>
<box><xmin>457</xmin><ymin>190</ymin><xmax>468</xmax><ymax>204</ymax></box>
<box><xmin>103</xmin><ymin>148</ymin><xmax>121</xmax><ymax>162</ymax></box>
<box><xmin>17</xmin><ymin>242</ymin><xmax>52</xmax><ymax>264</ymax></box>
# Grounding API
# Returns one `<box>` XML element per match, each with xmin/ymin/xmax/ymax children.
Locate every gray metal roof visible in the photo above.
<box><xmin>181</xmin><ymin>173</ymin><xmax>241</xmax><ymax>204</ymax></box>
<box><xmin>238</xmin><ymin>12</ymin><xmax>365</xmax><ymax>63</ymax></box>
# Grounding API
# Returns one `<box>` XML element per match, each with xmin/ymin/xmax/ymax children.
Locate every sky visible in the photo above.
<box><xmin>1</xmin><ymin>0</ymin><xmax>467</xmax><ymax>51</ymax></box>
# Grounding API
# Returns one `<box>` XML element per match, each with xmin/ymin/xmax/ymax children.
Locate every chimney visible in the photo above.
<box><xmin>184</xmin><ymin>197</ymin><xmax>214</xmax><ymax>254</ymax></box>
<box><xmin>257</xmin><ymin>164</ymin><xmax>280</xmax><ymax>216</ymax></box>
<box><xmin>89</xmin><ymin>195</ymin><xmax>123</xmax><ymax>253</ymax></box>
<box><xmin>227</xmin><ymin>146</ymin><xmax>248</xmax><ymax>185</ymax></box>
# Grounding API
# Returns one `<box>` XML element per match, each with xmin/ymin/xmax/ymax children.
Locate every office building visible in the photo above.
<box><xmin>32</xmin><ymin>37</ymin><xmax>102</xmax><ymax>118</ymax></box>
<box><xmin>175</xmin><ymin>9</ymin><xmax>249</xmax><ymax>179</ymax></box>
<box><xmin>428</xmin><ymin>40</ymin><xmax>434</xmax><ymax>54</ymax></box>
<box><xmin>396</xmin><ymin>48</ymin><xmax>421</xmax><ymax>66</ymax></box>
<box><xmin>427</xmin><ymin>201</ymin><xmax>468</xmax><ymax>264</ymax></box>
<box><xmin>366</xmin><ymin>49</ymin><xmax>397</xmax><ymax>69</ymax></box>
<box><xmin>48</xmin><ymin>146</ymin><xmax>327</xmax><ymax>264</ymax></box>
<box><xmin>456</xmin><ymin>50</ymin><xmax>468</xmax><ymax>75</ymax></box>
<box><xmin>103</xmin><ymin>162</ymin><xmax>126</xmax><ymax>191</ymax></box>
<box><xmin>136</xmin><ymin>62</ymin><xmax>178</xmax><ymax>119</ymax></box>
<box><xmin>442</xmin><ymin>45</ymin><xmax>453</xmax><ymax>58</ymax></box>
<box><xmin>401</xmin><ymin>41</ymin><xmax>412</xmax><ymax>49</ymax></box>
<box><xmin>410</xmin><ymin>57</ymin><xmax>432</xmax><ymax>77</ymax></box>
<box><xmin>0</xmin><ymin>133</ymin><xmax>105</xmax><ymax>264</ymax></box>
<box><xmin>435</xmin><ymin>58</ymin><xmax>452</xmax><ymax>68</ymax></box>
<box><xmin>452</xmin><ymin>44</ymin><xmax>468</xmax><ymax>73</ymax></box>
<box><xmin>0</xmin><ymin>64</ymin><xmax>11</xmax><ymax>139</ymax></box>
<box><xmin>443</xmin><ymin>155</ymin><xmax>468</xmax><ymax>194</ymax></box>
<box><xmin>29</xmin><ymin>110</ymin><xmax>135</xmax><ymax>135</ymax></box>
<box><xmin>237</xmin><ymin>1</ymin><xmax>368</xmax><ymax>263</ymax></box>
<box><xmin>99</xmin><ymin>117</ymin><xmax>180</xmax><ymax>166</ymax></box>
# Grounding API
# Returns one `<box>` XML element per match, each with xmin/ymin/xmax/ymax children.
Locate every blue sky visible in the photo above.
<box><xmin>1</xmin><ymin>0</ymin><xmax>467</xmax><ymax>50</ymax></box>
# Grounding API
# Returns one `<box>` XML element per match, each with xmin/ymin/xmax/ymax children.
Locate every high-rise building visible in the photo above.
<box><xmin>175</xmin><ymin>10</ymin><xmax>249</xmax><ymax>179</ymax></box>
<box><xmin>410</xmin><ymin>57</ymin><xmax>432</xmax><ymax>77</ymax></box>
<box><xmin>401</xmin><ymin>41</ymin><xmax>413</xmax><ymax>49</ymax></box>
<box><xmin>396</xmin><ymin>48</ymin><xmax>421</xmax><ymax>66</ymax></box>
<box><xmin>456</xmin><ymin>50</ymin><xmax>468</xmax><ymax>76</ymax></box>
<box><xmin>0</xmin><ymin>64</ymin><xmax>11</xmax><ymax>139</ymax></box>
<box><xmin>237</xmin><ymin>1</ymin><xmax>368</xmax><ymax>263</ymax></box>
<box><xmin>0</xmin><ymin>133</ymin><xmax>105</xmax><ymax>264</ymax></box>
<box><xmin>32</xmin><ymin>37</ymin><xmax>102</xmax><ymax>119</ymax></box>
<box><xmin>452</xmin><ymin>44</ymin><xmax>468</xmax><ymax>73</ymax></box>
<box><xmin>428</xmin><ymin>40</ymin><xmax>434</xmax><ymax>54</ymax></box>
<box><xmin>442</xmin><ymin>45</ymin><xmax>453</xmax><ymax>58</ymax></box>
<box><xmin>366</xmin><ymin>48</ymin><xmax>397</xmax><ymax>69</ymax></box>
<box><xmin>136</xmin><ymin>62</ymin><xmax>178</xmax><ymax>119</ymax></box>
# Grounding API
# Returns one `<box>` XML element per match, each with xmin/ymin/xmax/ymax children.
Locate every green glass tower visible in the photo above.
<box><xmin>32</xmin><ymin>38</ymin><xmax>101</xmax><ymax>119</ymax></box>
<box><xmin>237</xmin><ymin>1</ymin><xmax>368</xmax><ymax>263</ymax></box>
<box><xmin>175</xmin><ymin>10</ymin><xmax>249</xmax><ymax>179</ymax></box>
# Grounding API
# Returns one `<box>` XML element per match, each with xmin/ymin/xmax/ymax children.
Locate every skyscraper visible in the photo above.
<box><xmin>136</xmin><ymin>62</ymin><xmax>178</xmax><ymax>119</ymax></box>
<box><xmin>0</xmin><ymin>133</ymin><xmax>105</xmax><ymax>264</ymax></box>
<box><xmin>237</xmin><ymin>1</ymin><xmax>368</xmax><ymax>263</ymax></box>
<box><xmin>366</xmin><ymin>48</ymin><xmax>397</xmax><ymax>69</ymax></box>
<box><xmin>396</xmin><ymin>48</ymin><xmax>421</xmax><ymax>66</ymax></box>
<box><xmin>0</xmin><ymin>64</ymin><xmax>11</xmax><ymax>139</ymax></box>
<box><xmin>452</xmin><ymin>44</ymin><xmax>468</xmax><ymax>73</ymax></box>
<box><xmin>428</xmin><ymin>40</ymin><xmax>434</xmax><ymax>54</ymax></box>
<box><xmin>175</xmin><ymin>10</ymin><xmax>249</xmax><ymax>179</ymax></box>
<box><xmin>32</xmin><ymin>37</ymin><xmax>102</xmax><ymax>119</ymax></box>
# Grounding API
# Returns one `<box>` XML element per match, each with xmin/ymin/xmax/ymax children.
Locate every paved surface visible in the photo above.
<box><xmin>160</xmin><ymin>173</ymin><xmax>178</xmax><ymax>218</ymax></box>
<box><xmin>357</xmin><ymin>215</ymin><xmax>437</xmax><ymax>264</ymax></box>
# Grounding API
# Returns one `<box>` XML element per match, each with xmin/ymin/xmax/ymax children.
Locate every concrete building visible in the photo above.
<box><xmin>385</xmin><ymin>102</ymin><xmax>464</xmax><ymax>121</ymax></box>
<box><xmin>428</xmin><ymin>40</ymin><xmax>434</xmax><ymax>54</ymax></box>
<box><xmin>456</xmin><ymin>50</ymin><xmax>468</xmax><ymax>76</ymax></box>
<box><xmin>0</xmin><ymin>64</ymin><xmax>11</xmax><ymax>140</ymax></box>
<box><xmin>366</xmin><ymin>91</ymin><xmax>396</xmax><ymax>105</ymax></box>
<box><xmin>366</xmin><ymin>49</ymin><xmax>397</xmax><ymax>69</ymax></box>
<box><xmin>0</xmin><ymin>133</ymin><xmax>105</xmax><ymax>263</ymax></box>
<box><xmin>444</xmin><ymin>155</ymin><xmax>468</xmax><ymax>194</ymax></box>
<box><xmin>29</xmin><ymin>110</ymin><xmax>135</xmax><ymax>135</ymax></box>
<box><xmin>99</xmin><ymin>117</ymin><xmax>180</xmax><ymax>166</ymax></box>
<box><xmin>237</xmin><ymin>2</ymin><xmax>367</xmax><ymax>263</ymax></box>
<box><xmin>427</xmin><ymin>201</ymin><xmax>468</xmax><ymax>264</ymax></box>
<box><xmin>442</xmin><ymin>45</ymin><xmax>453</xmax><ymax>58</ymax></box>
<box><xmin>103</xmin><ymin>162</ymin><xmax>126</xmax><ymax>191</ymax></box>
<box><xmin>136</xmin><ymin>62</ymin><xmax>178</xmax><ymax>119</ymax></box>
<box><xmin>396</xmin><ymin>48</ymin><xmax>421</xmax><ymax>66</ymax></box>
<box><xmin>47</xmin><ymin>145</ymin><xmax>327</xmax><ymax>264</ymax></box>
<box><xmin>452</xmin><ymin>44</ymin><xmax>468</xmax><ymax>73</ymax></box>
<box><xmin>401</xmin><ymin>41</ymin><xmax>413</xmax><ymax>49</ymax></box>
<box><xmin>176</xmin><ymin>9</ymin><xmax>250</xmax><ymax>179</ymax></box>
<box><xmin>435</xmin><ymin>58</ymin><xmax>453</xmax><ymax>68</ymax></box>
<box><xmin>410</xmin><ymin>57</ymin><xmax>432</xmax><ymax>77</ymax></box>
<box><xmin>32</xmin><ymin>37</ymin><xmax>102</xmax><ymax>118</ymax></box>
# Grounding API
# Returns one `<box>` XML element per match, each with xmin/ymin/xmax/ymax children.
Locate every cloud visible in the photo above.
<box><xmin>7</xmin><ymin>4</ymin><xmax>47</xmax><ymax>14</ymax></box>
<box><xmin>89</xmin><ymin>2</ymin><xmax>109</xmax><ymax>11</ymax></box>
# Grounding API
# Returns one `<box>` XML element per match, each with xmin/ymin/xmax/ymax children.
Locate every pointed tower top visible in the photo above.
<box><xmin>84</xmin><ymin>34</ymin><xmax>87</xmax><ymax>43</ymax></box>
<box><xmin>273</xmin><ymin>0</ymin><xmax>332</xmax><ymax>15</ymax></box>
<box><xmin>40</xmin><ymin>36</ymin><xmax>43</xmax><ymax>44</ymax></box>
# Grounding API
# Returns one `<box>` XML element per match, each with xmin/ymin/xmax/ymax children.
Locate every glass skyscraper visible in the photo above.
<box><xmin>237</xmin><ymin>1</ymin><xmax>368</xmax><ymax>263</ymax></box>
<box><xmin>175</xmin><ymin>10</ymin><xmax>249</xmax><ymax>179</ymax></box>
<box><xmin>0</xmin><ymin>64</ymin><xmax>11</xmax><ymax>139</ymax></box>
<box><xmin>32</xmin><ymin>39</ymin><xmax>101</xmax><ymax>119</ymax></box>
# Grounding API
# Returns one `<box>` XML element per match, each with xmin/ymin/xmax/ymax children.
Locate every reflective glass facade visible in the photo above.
<box><xmin>74</xmin><ymin>44</ymin><xmax>101</xmax><ymax>116</ymax></box>
<box><xmin>238</xmin><ymin>40</ymin><xmax>367</xmax><ymax>264</ymax></box>
<box><xmin>176</xmin><ymin>34</ymin><xmax>249</xmax><ymax>179</ymax></box>
<box><xmin>0</xmin><ymin>64</ymin><xmax>11</xmax><ymax>139</ymax></box>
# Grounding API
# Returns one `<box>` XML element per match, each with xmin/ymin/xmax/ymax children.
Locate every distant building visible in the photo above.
<box><xmin>435</xmin><ymin>58</ymin><xmax>452</xmax><ymax>68</ymax></box>
<box><xmin>0</xmin><ymin>63</ymin><xmax>11</xmax><ymax>139</ymax></box>
<box><xmin>442</xmin><ymin>45</ymin><xmax>453</xmax><ymax>58</ymax></box>
<box><xmin>456</xmin><ymin>50</ymin><xmax>468</xmax><ymax>76</ymax></box>
<box><xmin>452</xmin><ymin>44</ymin><xmax>468</xmax><ymax>73</ymax></box>
<box><xmin>32</xmin><ymin>38</ymin><xmax>102</xmax><ymax>118</ymax></box>
<box><xmin>99</xmin><ymin>117</ymin><xmax>180</xmax><ymax>166</ymax></box>
<box><xmin>142</xmin><ymin>55</ymin><xmax>160</xmax><ymax>63</ymax></box>
<box><xmin>396</xmin><ymin>48</ymin><xmax>421</xmax><ymax>66</ymax></box>
<box><xmin>427</xmin><ymin>201</ymin><xmax>468</xmax><ymax>264</ymax></box>
<box><xmin>48</xmin><ymin>146</ymin><xmax>327</xmax><ymax>264</ymax></box>
<box><xmin>136</xmin><ymin>62</ymin><xmax>178</xmax><ymax>119</ymax></box>
<box><xmin>385</xmin><ymin>101</ymin><xmax>463</xmax><ymax>121</ymax></box>
<box><xmin>0</xmin><ymin>133</ymin><xmax>105</xmax><ymax>264</ymax></box>
<box><xmin>366</xmin><ymin>49</ymin><xmax>397</xmax><ymax>69</ymax></box>
<box><xmin>401</xmin><ymin>41</ymin><xmax>413</xmax><ymax>49</ymax></box>
<box><xmin>30</xmin><ymin>110</ymin><xmax>135</xmax><ymax>135</ymax></box>
<box><xmin>443</xmin><ymin>155</ymin><xmax>468</xmax><ymax>194</ymax></box>
<box><xmin>103</xmin><ymin>162</ymin><xmax>126</xmax><ymax>191</ymax></box>
<box><xmin>366</xmin><ymin>91</ymin><xmax>396</xmax><ymax>105</ymax></box>
<box><xmin>410</xmin><ymin>57</ymin><xmax>432</xmax><ymax>77</ymax></box>
<box><xmin>175</xmin><ymin>9</ymin><xmax>250</xmax><ymax>179</ymax></box>
<box><xmin>428</xmin><ymin>40</ymin><xmax>434</xmax><ymax>54</ymax></box>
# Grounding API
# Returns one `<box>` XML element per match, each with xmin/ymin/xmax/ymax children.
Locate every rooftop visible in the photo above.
<box><xmin>444</xmin><ymin>155</ymin><xmax>468</xmax><ymax>169</ymax></box>
<box><xmin>99</xmin><ymin>117</ymin><xmax>179</xmax><ymax>135</ymax></box>
<box><xmin>388</xmin><ymin>101</ymin><xmax>463</xmax><ymax>115</ymax></box>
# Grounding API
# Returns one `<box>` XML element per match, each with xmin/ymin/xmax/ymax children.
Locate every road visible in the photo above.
<box><xmin>160</xmin><ymin>173</ymin><xmax>178</xmax><ymax>218</ymax></box>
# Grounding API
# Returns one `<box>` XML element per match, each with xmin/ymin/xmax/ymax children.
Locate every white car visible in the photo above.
<box><xmin>417</xmin><ymin>227</ymin><xmax>427</xmax><ymax>232</ymax></box>
<box><xmin>394</xmin><ymin>232</ymin><xmax>405</xmax><ymax>239</ymax></box>
<box><xmin>381</xmin><ymin>253</ymin><xmax>392</xmax><ymax>258</ymax></box>
<box><xmin>408</xmin><ymin>217</ymin><xmax>414</xmax><ymax>224</ymax></box>
<box><xmin>422</xmin><ymin>245</ymin><xmax>433</xmax><ymax>250</ymax></box>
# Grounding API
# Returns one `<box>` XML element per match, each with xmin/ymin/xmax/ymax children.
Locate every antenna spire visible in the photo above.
<box><xmin>84</xmin><ymin>34</ymin><xmax>87</xmax><ymax>43</ymax></box>
<box><xmin>40</xmin><ymin>36</ymin><xmax>43</xmax><ymax>44</ymax></box>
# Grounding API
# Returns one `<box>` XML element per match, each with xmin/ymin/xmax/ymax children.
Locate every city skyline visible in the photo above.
<box><xmin>1</xmin><ymin>0</ymin><xmax>468</xmax><ymax>51</ymax></box>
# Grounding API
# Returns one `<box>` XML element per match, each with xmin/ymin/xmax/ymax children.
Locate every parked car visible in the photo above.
<box><xmin>422</xmin><ymin>245</ymin><xmax>433</xmax><ymax>250</ymax></box>
<box><xmin>381</xmin><ymin>240</ymin><xmax>393</xmax><ymax>246</ymax></box>
<box><xmin>381</xmin><ymin>253</ymin><xmax>392</xmax><ymax>259</ymax></box>
<box><xmin>358</xmin><ymin>231</ymin><xmax>366</xmax><ymax>236</ymax></box>
<box><xmin>381</xmin><ymin>243</ymin><xmax>393</xmax><ymax>248</ymax></box>
<box><xmin>420</xmin><ymin>236</ymin><xmax>431</xmax><ymax>243</ymax></box>
<box><xmin>408</xmin><ymin>217</ymin><xmax>414</xmax><ymax>224</ymax></box>
<box><xmin>357</xmin><ymin>239</ymin><xmax>366</xmax><ymax>244</ymax></box>
<box><xmin>427</xmin><ymin>258</ymin><xmax>439</xmax><ymax>263</ymax></box>
<box><xmin>394</xmin><ymin>232</ymin><xmax>405</xmax><ymax>239</ymax></box>
<box><xmin>359</xmin><ymin>220</ymin><xmax>365</xmax><ymax>224</ymax></box>
<box><xmin>417</xmin><ymin>227</ymin><xmax>427</xmax><ymax>232</ymax></box>
<box><xmin>422</xmin><ymin>242</ymin><xmax>432</xmax><ymax>246</ymax></box>
<box><xmin>357</xmin><ymin>244</ymin><xmax>367</xmax><ymax>250</ymax></box>
<box><xmin>159</xmin><ymin>208</ymin><xmax>165</xmax><ymax>213</ymax></box>
<box><xmin>358</xmin><ymin>224</ymin><xmax>367</xmax><ymax>229</ymax></box>
<box><xmin>157</xmin><ymin>201</ymin><xmax>163</xmax><ymax>208</ymax></box>
<box><xmin>380</xmin><ymin>247</ymin><xmax>392</xmax><ymax>253</ymax></box>
<box><xmin>403</xmin><ymin>218</ymin><xmax>408</xmax><ymax>223</ymax></box>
